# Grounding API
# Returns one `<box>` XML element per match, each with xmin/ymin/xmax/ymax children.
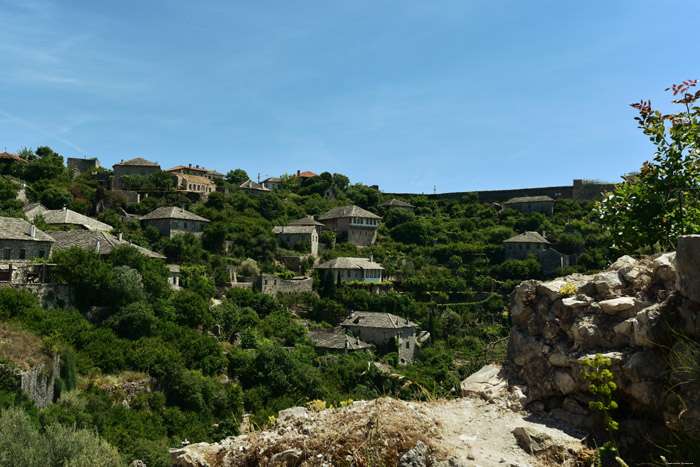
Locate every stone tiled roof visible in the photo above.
<box><xmin>41</xmin><ymin>208</ymin><xmax>113</xmax><ymax>231</ymax></box>
<box><xmin>308</xmin><ymin>331</ymin><xmax>372</xmax><ymax>351</ymax></box>
<box><xmin>140</xmin><ymin>206</ymin><xmax>210</xmax><ymax>222</ymax></box>
<box><xmin>262</xmin><ymin>176</ymin><xmax>282</xmax><ymax>183</ymax></box>
<box><xmin>315</xmin><ymin>257</ymin><xmax>384</xmax><ymax>270</ymax></box>
<box><xmin>23</xmin><ymin>203</ymin><xmax>48</xmax><ymax>218</ymax></box>
<box><xmin>272</xmin><ymin>225</ymin><xmax>317</xmax><ymax>235</ymax></box>
<box><xmin>113</xmin><ymin>157</ymin><xmax>160</xmax><ymax>167</ymax></box>
<box><xmin>504</xmin><ymin>231</ymin><xmax>550</xmax><ymax>244</ymax></box>
<box><xmin>341</xmin><ymin>311</ymin><xmax>416</xmax><ymax>329</ymax></box>
<box><xmin>239</xmin><ymin>180</ymin><xmax>270</xmax><ymax>192</ymax></box>
<box><xmin>174</xmin><ymin>173</ymin><xmax>214</xmax><ymax>185</ymax></box>
<box><xmin>166</xmin><ymin>165</ymin><xmax>209</xmax><ymax>174</ymax></box>
<box><xmin>0</xmin><ymin>152</ymin><xmax>28</xmax><ymax>163</ymax></box>
<box><xmin>0</xmin><ymin>217</ymin><xmax>54</xmax><ymax>242</ymax></box>
<box><xmin>379</xmin><ymin>199</ymin><xmax>415</xmax><ymax>208</ymax></box>
<box><xmin>50</xmin><ymin>230</ymin><xmax>165</xmax><ymax>259</ymax></box>
<box><xmin>287</xmin><ymin>215</ymin><xmax>324</xmax><ymax>227</ymax></box>
<box><xmin>504</xmin><ymin>195</ymin><xmax>554</xmax><ymax>204</ymax></box>
<box><xmin>318</xmin><ymin>205</ymin><xmax>381</xmax><ymax>220</ymax></box>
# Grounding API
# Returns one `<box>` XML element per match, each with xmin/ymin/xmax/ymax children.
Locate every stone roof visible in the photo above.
<box><xmin>23</xmin><ymin>203</ymin><xmax>48</xmax><ymax>218</ymax></box>
<box><xmin>165</xmin><ymin>165</ymin><xmax>209</xmax><ymax>174</ymax></box>
<box><xmin>341</xmin><ymin>311</ymin><xmax>416</xmax><ymax>329</ymax></box>
<box><xmin>41</xmin><ymin>208</ymin><xmax>113</xmax><ymax>231</ymax></box>
<box><xmin>113</xmin><ymin>157</ymin><xmax>160</xmax><ymax>167</ymax></box>
<box><xmin>272</xmin><ymin>225</ymin><xmax>317</xmax><ymax>235</ymax></box>
<box><xmin>140</xmin><ymin>206</ymin><xmax>210</xmax><ymax>222</ymax></box>
<box><xmin>504</xmin><ymin>195</ymin><xmax>555</xmax><ymax>204</ymax></box>
<box><xmin>504</xmin><ymin>231</ymin><xmax>550</xmax><ymax>244</ymax></box>
<box><xmin>205</xmin><ymin>169</ymin><xmax>224</xmax><ymax>177</ymax></box>
<box><xmin>50</xmin><ymin>230</ymin><xmax>165</xmax><ymax>259</ymax></box>
<box><xmin>287</xmin><ymin>215</ymin><xmax>324</xmax><ymax>227</ymax></box>
<box><xmin>174</xmin><ymin>173</ymin><xmax>214</xmax><ymax>185</ymax></box>
<box><xmin>318</xmin><ymin>205</ymin><xmax>381</xmax><ymax>220</ymax></box>
<box><xmin>0</xmin><ymin>152</ymin><xmax>28</xmax><ymax>164</ymax></box>
<box><xmin>239</xmin><ymin>180</ymin><xmax>271</xmax><ymax>192</ymax></box>
<box><xmin>379</xmin><ymin>199</ymin><xmax>415</xmax><ymax>209</ymax></box>
<box><xmin>308</xmin><ymin>331</ymin><xmax>372</xmax><ymax>351</ymax></box>
<box><xmin>315</xmin><ymin>257</ymin><xmax>384</xmax><ymax>270</ymax></box>
<box><xmin>262</xmin><ymin>176</ymin><xmax>282</xmax><ymax>183</ymax></box>
<box><xmin>0</xmin><ymin>217</ymin><xmax>54</xmax><ymax>242</ymax></box>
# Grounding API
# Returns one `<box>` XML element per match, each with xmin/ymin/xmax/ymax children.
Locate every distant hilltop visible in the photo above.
<box><xmin>385</xmin><ymin>179</ymin><xmax>617</xmax><ymax>203</ymax></box>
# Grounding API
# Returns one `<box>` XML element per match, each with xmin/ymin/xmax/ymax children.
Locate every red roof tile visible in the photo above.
<box><xmin>0</xmin><ymin>152</ymin><xmax>29</xmax><ymax>163</ymax></box>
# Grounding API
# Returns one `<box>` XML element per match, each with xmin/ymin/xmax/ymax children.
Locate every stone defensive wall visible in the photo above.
<box><xmin>385</xmin><ymin>179</ymin><xmax>617</xmax><ymax>203</ymax></box>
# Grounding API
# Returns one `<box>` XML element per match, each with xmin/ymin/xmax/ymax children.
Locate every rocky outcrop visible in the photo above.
<box><xmin>508</xmin><ymin>246</ymin><xmax>700</xmax><ymax>443</ymax></box>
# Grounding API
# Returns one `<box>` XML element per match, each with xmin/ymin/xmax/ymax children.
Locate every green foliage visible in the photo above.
<box><xmin>171</xmin><ymin>289</ymin><xmax>212</xmax><ymax>328</ymax></box>
<box><xmin>225</xmin><ymin>168</ymin><xmax>249</xmax><ymax>185</ymax></box>
<box><xmin>582</xmin><ymin>353</ymin><xmax>619</xmax><ymax>459</ymax></box>
<box><xmin>50</xmin><ymin>247</ymin><xmax>114</xmax><ymax>311</ymax></box>
<box><xmin>598</xmin><ymin>80</ymin><xmax>700</xmax><ymax>253</ymax></box>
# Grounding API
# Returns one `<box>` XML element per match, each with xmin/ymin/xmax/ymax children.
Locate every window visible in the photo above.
<box><xmin>406</xmin><ymin>341</ymin><xmax>410</xmax><ymax>349</ymax></box>
<box><xmin>38</xmin><ymin>250</ymin><xmax>45</xmax><ymax>258</ymax></box>
<box><xmin>3</xmin><ymin>249</ymin><xmax>10</xmax><ymax>260</ymax></box>
<box><xmin>184</xmin><ymin>222</ymin><xmax>188</xmax><ymax>229</ymax></box>
<box><xmin>19</xmin><ymin>249</ymin><xmax>26</xmax><ymax>260</ymax></box>
<box><xmin>173</xmin><ymin>221</ymin><xmax>178</xmax><ymax>228</ymax></box>
<box><xmin>383</xmin><ymin>331</ymin><xmax>389</xmax><ymax>341</ymax></box>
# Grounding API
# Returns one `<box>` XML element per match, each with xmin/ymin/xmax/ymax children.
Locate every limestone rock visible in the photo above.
<box><xmin>270</xmin><ymin>448</ymin><xmax>304</xmax><ymax>466</ymax></box>
<box><xmin>512</xmin><ymin>426</ymin><xmax>552</xmax><ymax>454</ymax></box>
<box><xmin>593</xmin><ymin>271</ymin><xmax>623</xmax><ymax>297</ymax></box>
<box><xmin>399</xmin><ymin>441</ymin><xmax>427</xmax><ymax>467</ymax></box>
<box><xmin>460</xmin><ymin>364</ymin><xmax>507</xmax><ymax>399</ymax></box>
<box><xmin>554</xmin><ymin>371</ymin><xmax>577</xmax><ymax>395</ymax></box>
<box><xmin>537</xmin><ymin>280</ymin><xmax>568</xmax><ymax>301</ymax></box>
<box><xmin>599</xmin><ymin>296</ymin><xmax>636</xmax><ymax>315</ymax></box>
<box><xmin>632</xmin><ymin>305</ymin><xmax>663</xmax><ymax>347</ymax></box>
<box><xmin>610</xmin><ymin>255</ymin><xmax>637</xmax><ymax>271</ymax></box>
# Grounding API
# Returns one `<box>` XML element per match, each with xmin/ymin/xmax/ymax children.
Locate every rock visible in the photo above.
<box><xmin>512</xmin><ymin>426</ymin><xmax>552</xmax><ymax>454</ymax></box>
<box><xmin>599</xmin><ymin>296</ymin><xmax>636</xmax><ymax>315</ymax></box>
<box><xmin>461</xmin><ymin>364</ymin><xmax>507</xmax><ymax>399</ymax></box>
<box><xmin>399</xmin><ymin>441</ymin><xmax>427</xmax><ymax>467</ymax></box>
<box><xmin>561</xmin><ymin>296</ymin><xmax>589</xmax><ymax>310</ymax></box>
<box><xmin>510</xmin><ymin>280</ymin><xmax>538</xmax><ymax>326</ymax></box>
<box><xmin>550</xmin><ymin>408</ymin><xmax>593</xmax><ymax>428</ymax></box>
<box><xmin>610</xmin><ymin>255</ymin><xmax>637</xmax><ymax>271</ymax></box>
<box><xmin>632</xmin><ymin>305</ymin><xmax>663</xmax><ymax>347</ymax></box>
<box><xmin>613</xmin><ymin>318</ymin><xmax>634</xmax><ymax>338</ymax></box>
<box><xmin>622</xmin><ymin>381</ymin><xmax>659</xmax><ymax>408</ymax></box>
<box><xmin>571</xmin><ymin>315</ymin><xmax>597</xmax><ymax>347</ymax></box>
<box><xmin>276</xmin><ymin>406</ymin><xmax>310</xmax><ymax>426</ymax></box>
<box><xmin>130</xmin><ymin>461</ymin><xmax>147</xmax><ymax>467</ymax></box>
<box><xmin>554</xmin><ymin>371</ymin><xmax>577</xmax><ymax>395</ymax></box>
<box><xmin>563</xmin><ymin>397</ymin><xmax>588</xmax><ymax>416</ymax></box>
<box><xmin>432</xmin><ymin>457</ymin><xmax>470</xmax><ymax>467</ymax></box>
<box><xmin>653</xmin><ymin>252</ymin><xmax>676</xmax><ymax>284</ymax></box>
<box><xmin>593</xmin><ymin>271</ymin><xmax>623</xmax><ymax>297</ymax></box>
<box><xmin>548</xmin><ymin>352</ymin><xmax>569</xmax><ymax>367</ymax></box>
<box><xmin>676</xmin><ymin>236</ymin><xmax>700</xmax><ymax>302</ymax></box>
<box><xmin>622</xmin><ymin>351</ymin><xmax>667</xmax><ymax>381</ymax></box>
<box><xmin>271</xmin><ymin>448</ymin><xmax>304</xmax><ymax>466</ymax></box>
<box><xmin>537</xmin><ymin>280</ymin><xmax>568</xmax><ymax>301</ymax></box>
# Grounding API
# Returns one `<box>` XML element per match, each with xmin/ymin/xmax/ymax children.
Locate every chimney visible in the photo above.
<box><xmin>196</xmin><ymin>165</ymin><xmax>199</xmax><ymax>168</ymax></box>
<box><xmin>297</xmin><ymin>169</ymin><xmax>300</xmax><ymax>176</ymax></box>
<box><xmin>94</xmin><ymin>240</ymin><xmax>100</xmax><ymax>253</ymax></box>
<box><xmin>189</xmin><ymin>163</ymin><xmax>192</xmax><ymax>168</ymax></box>
<box><xmin>29</xmin><ymin>221</ymin><xmax>36</xmax><ymax>238</ymax></box>
<box><xmin>62</xmin><ymin>205</ymin><xmax>67</xmax><ymax>211</ymax></box>
<box><xmin>344</xmin><ymin>337</ymin><xmax>349</xmax><ymax>354</ymax></box>
<box><xmin>118</xmin><ymin>232</ymin><xmax>123</xmax><ymax>241</ymax></box>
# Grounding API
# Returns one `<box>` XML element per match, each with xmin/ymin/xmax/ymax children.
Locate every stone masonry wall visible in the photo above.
<box><xmin>257</xmin><ymin>274</ymin><xmax>313</xmax><ymax>296</ymax></box>
<box><xmin>507</xmin><ymin>244</ymin><xmax>700</xmax><ymax>444</ymax></box>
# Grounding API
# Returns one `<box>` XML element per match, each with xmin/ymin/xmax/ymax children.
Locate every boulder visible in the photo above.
<box><xmin>554</xmin><ymin>371</ymin><xmax>577</xmax><ymax>395</ymax></box>
<box><xmin>610</xmin><ymin>255</ymin><xmax>637</xmax><ymax>271</ymax></box>
<box><xmin>593</xmin><ymin>271</ymin><xmax>623</xmax><ymax>298</ymax></box>
<box><xmin>460</xmin><ymin>364</ymin><xmax>507</xmax><ymax>399</ymax></box>
<box><xmin>599</xmin><ymin>296</ymin><xmax>637</xmax><ymax>315</ymax></box>
<box><xmin>512</xmin><ymin>426</ymin><xmax>552</xmax><ymax>454</ymax></box>
<box><xmin>632</xmin><ymin>305</ymin><xmax>663</xmax><ymax>347</ymax></box>
<box><xmin>399</xmin><ymin>441</ymin><xmax>427</xmax><ymax>467</ymax></box>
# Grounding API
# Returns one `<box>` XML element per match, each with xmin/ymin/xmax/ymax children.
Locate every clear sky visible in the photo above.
<box><xmin>1</xmin><ymin>0</ymin><xmax>698</xmax><ymax>193</ymax></box>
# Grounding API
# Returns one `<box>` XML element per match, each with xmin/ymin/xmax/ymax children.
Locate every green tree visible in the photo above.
<box><xmin>51</xmin><ymin>247</ymin><xmax>113</xmax><ymax>311</ymax></box>
<box><xmin>598</xmin><ymin>80</ymin><xmax>700</xmax><ymax>253</ymax></box>
<box><xmin>225</xmin><ymin>168</ymin><xmax>249</xmax><ymax>185</ymax></box>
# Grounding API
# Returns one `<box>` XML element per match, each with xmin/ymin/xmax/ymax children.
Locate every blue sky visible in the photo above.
<box><xmin>1</xmin><ymin>0</ymin><xmax>698</xmax><ymax>193</ymax></box>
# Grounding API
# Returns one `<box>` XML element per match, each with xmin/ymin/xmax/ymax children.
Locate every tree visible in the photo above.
<box><xmin>598</xmin><ymin>80</ymin><xmax>700</xmax><ymax>253</ymax></box>
<box><xmin>225</xmin><ymin>168</ymin><xmax>249</xmax><ymax>185</ymax></box>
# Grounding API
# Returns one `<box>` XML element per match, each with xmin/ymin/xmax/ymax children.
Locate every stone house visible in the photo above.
<box><xmin>112</xmin><ymin>157</ymin><xmax>161</xmax><ymax>189</ymax></box>
<box><xmin>340</xmin><ymin>311</ymin><xmax>418</xmax><ymax>364</ymax></box>
<box><xmin>256</xmin><ymin>274</ymin><xmax>313</xmax><ymax>296</ymax></box>
<box><xmin>0</xmin><ymin>151</ymin><xmax>29</xmax><ymax>165</ymax></box>
<box><xmin>318</xmin><ymin>205</ymin><xmax>381</xmax><ymax>247</ymax></box>
<box><xmin>171</xmin><ymin>172</ymin><xmax>215</xmax><ymax>196</ymax></box>
<box><xmin>23</xmin><ymin>203</ymin><xmax>48</xmax><ymax>220</ymax></box>
<box><xmin>503</xmin><ymin>195</ymin><xmax>555</xmax><ymax>216</ymax></box>
<box><xmin>261</xmin><ymin>176</ymin><xmax>283</xmax><ymax>191</ymax></box>
<box><xmin>0</xmin><ymin>217</ymin><xmax>53</xmax><ymax>260</ymax></box>
<box><xmin>165</xmin><ymin>164</ymin><xmax>223</xmax><ymax>181</ymax></box>
<box><xmin>286</xmin><ymin>216</ymin><xmax>325</xmax><ymax>236</ymax></box>
<box><xmin>239</xmin><ymin>180</ymin><xmax>271</xmax><ymax>195</ymax></box>
<box><xmin>34</xmin><ymin>207</ymin><xmax>113</xmax><ymax>231</ymax></box>
<box><xmin>504</xmin><ymin>231</ymin><xmax>551</xmax><ymax>260</ymax></box>
<box><xmin>272</xmin><ymin>225</ymin><xmax>319</xmax><ymax>255</ymax></box>
<box><xmin>314</xmin><ymin>257</ymin><xmax>384</xmax><ymax>283</ymax></box>
<box><xmin>308</xmin><ymin>330</ymin><xmax>372</xmax><ymax>355</ymax></box>
<box><xmin>379</xmin><ymin>198</ymin><xmax>415</xmax><ymax>212</ymax></box>
<box><xmin>296</xmin><ymin>170</ymin><xmax>318</xmax><ymax>180</ymax></box>
<box><xmin>140</xmin><ymin>206</ymin><xmax>210</xmax><ymax>238</ymax></box>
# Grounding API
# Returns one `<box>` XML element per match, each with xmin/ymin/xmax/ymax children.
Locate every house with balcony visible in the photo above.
<box><xmin>314</xmin><ymin>257</ymin><xmax>384</xmax><ymax>283</ymax></box>
<box><xmin>318</xmin><ymin>205</ymin><xmax>381</xmax><ymax>247</ymax></box>
<box><xmin>165</xmin><ymin>164</ymin><xmax>223</xmax><ymax>181</ymax></box>
<box><xmin>171</xmin><ymin>172</ymin><xmax>215</xmax><ymax>197</ymax></box>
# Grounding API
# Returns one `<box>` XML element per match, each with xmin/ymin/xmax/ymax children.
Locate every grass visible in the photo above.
<box><xmin>0</xmin><ymin>321</ymin><xmax>51</xmax><ymax>370</ymax></box>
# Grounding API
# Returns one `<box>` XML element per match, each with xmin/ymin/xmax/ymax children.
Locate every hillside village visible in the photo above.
<box><xmin>0</xmin><ymin>147</ymin><xmax>695</xmax><ymax>465</ymax></box>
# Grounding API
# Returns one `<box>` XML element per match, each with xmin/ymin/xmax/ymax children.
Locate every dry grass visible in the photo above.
<box><xmin>215</xmin><ymin>398</ymin><xmax>447</xmax><ymax>466</ymax></box>
<box><xmin>0</xmin><ymin>321</ymin><xmax>50</xmax><ymax>370</ymax></box>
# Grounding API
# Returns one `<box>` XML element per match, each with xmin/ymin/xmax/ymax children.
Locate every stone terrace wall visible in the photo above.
<box><xmin>257</xmin><ymin>274</ymin><xmax>313</xmax><ymax>296</ymax></box>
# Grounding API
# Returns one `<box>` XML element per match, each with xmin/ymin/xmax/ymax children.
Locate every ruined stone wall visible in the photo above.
<box><xmin>506</xmin><ymin>244</ymin><xmax>699</xmax><ymax>442</ymax></box>
<box><xmin>0</xmin><ymin>282</ymin><xmax>72</xmax><ymax>309</ymax></box>
<box><xmin>19</xmin><ymin>354</ymin><xmax>60</xmax><ymax>409</ymax></box>
<box><xmin>257</xmin><ymin>275</ymin><xmax>313</xmax><ymax>296</ymax></box>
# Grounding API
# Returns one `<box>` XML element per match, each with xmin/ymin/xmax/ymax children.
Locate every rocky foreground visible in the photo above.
<box><xmin>172</xmin><ymin>236</ymin><xmax>700</xmax><ymax>466</ymax></box>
